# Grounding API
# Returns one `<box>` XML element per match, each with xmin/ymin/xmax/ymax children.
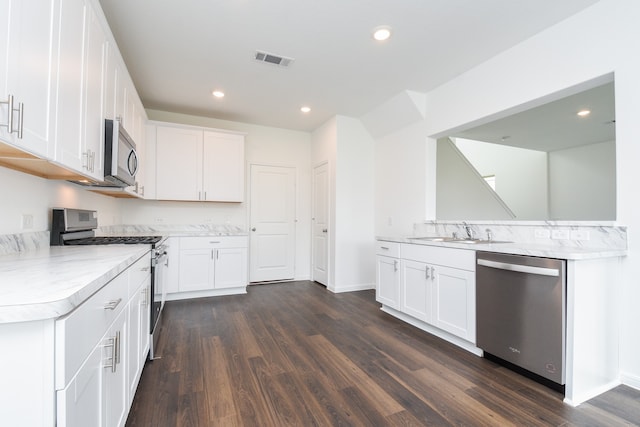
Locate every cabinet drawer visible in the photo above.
<box><xmin>180</xmin><ymin>235</ymin><xmax>248</xmax><ymax>250</ymax></box>
<box><xmin>376</xmin><ymin>241</ymin><xmax>400</xmax><ymax>257</ymax></box>
<box><xmin>401</xmin><ymin>243</ymin><xmax>475</xmax><ymax>271</ymax></box>
<box><xmin>55</xmin><ymin>271</ymin><xmax>128</xmax><ymax>389</ymax></box>
<box><xmin>128</xmin><ymin>253</ymin><xmax>151</xmax><ymax>297</ymax></box>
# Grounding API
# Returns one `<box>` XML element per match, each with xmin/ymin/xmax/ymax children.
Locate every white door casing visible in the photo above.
<box><xmin>312</xmin><ymin>162</ymin><xmax>329</xmax><ymax>286</ymax></box>
<box><xmin>249</xmin><ymin>164</ymin><xmax>296</xmax><ymax>282</ymax></box>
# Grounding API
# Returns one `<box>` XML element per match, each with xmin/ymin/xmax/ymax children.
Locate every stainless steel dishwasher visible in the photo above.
<box><xmin>476</xmin><ymin>251</ymin><xmax>566</xmax><ymax>386</ymax></box>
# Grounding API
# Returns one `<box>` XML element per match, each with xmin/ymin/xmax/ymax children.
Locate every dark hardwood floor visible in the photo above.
<box><xmin>126</xmin><ymin>281</ymin><xmax>640</xmax><ymax>426</ymax></box>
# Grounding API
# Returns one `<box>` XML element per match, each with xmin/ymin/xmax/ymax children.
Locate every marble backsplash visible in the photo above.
<box><xmin>98</xmin><ymin>223</ymin><xmax>245</xmax><ymax>235</ymax></box>
<box><xmin>413</xmin><ymin>220</ymin><xmax>627</xmax><ymax>251</ymax></box>
<box><xmin>0</xmin><ymin>231</ymin><xmax>50</xmax><ymax>255</ymax></box>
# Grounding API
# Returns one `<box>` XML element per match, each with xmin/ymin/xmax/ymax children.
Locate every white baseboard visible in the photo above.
<box><xmin>165</xmin><ymin>287</ymin><xmax>246</xmax><ymax>301</ymax></box>
<box><xmin>621</xmin><ymin>371</ymin><xmax>640</xmax><ymax>391</ymax></box>
<box><xmin>327</xmin><ymin>282</ymin><xmax>375</xmax><ymax>294</ymax></box>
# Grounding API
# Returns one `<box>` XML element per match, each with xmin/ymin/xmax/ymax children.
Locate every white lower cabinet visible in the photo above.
<box><xmin>55</xmin><ymin>252</ymin><xmax>151</xmax><ymax>427</ymax></box>
<box><xmin>401</xmin><ymin>259</ymin><xmax>433</xmax><ymax>323</ymax></box>
<box><xmin>375</xmin><ymin>241</ymin><xmax>401</xmax><ymax>309</ymax></box>
<box><xmin>376</xmin><ymin>241</ymin><xmax>476</xmax><ymax>345</ymax></box>
<box><xmin>168</xmin><ymin>236</ymin><xmax>248</xmax><ymax>299</ymax></box>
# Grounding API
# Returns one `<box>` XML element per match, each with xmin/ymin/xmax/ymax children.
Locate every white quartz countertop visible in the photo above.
<box><xmin>377</xmin><ymin>236</ymin><xmax>627</xmax><ymax>260</ymax></box>
<box><xmin>0</xmin><ymin>245</ymin><xmax>150</xmax><ymax>324</ymax></box>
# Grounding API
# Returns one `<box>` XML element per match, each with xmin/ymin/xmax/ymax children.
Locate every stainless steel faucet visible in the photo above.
<box><xmin>463</xmin><ymin>222</ymin><xmax>474</xmax><ymax>239</ymax></box>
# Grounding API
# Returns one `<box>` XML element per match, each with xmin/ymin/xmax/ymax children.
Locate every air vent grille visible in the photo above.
<box><xmin>254</xmin><ymin>51</ymin><xmax>294</xmax><ymax>68</ymax></box>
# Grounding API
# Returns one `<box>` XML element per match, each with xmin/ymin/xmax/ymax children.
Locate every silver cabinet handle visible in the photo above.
<box><xmin>216</xmin><ymin>249</ymin><xmax>219</xmax><ymax>260</ymax></box>
<box><xmin>103</xmin><ymin>298</ymin><xmax>122</xmax><ymax>310</ymax></box>
<box><xmin>209</xmin><ymin>241</ymin><xmax>221</xmax><ymax>244</ymax></box>
<box><xmin>251</xmin><ymin>227</ymin><xmax>256</xmax><ymax>232</ymax></box>
<box><xmin>430</xmin><ymin>266</ymin><xmax>435</xmax><ymax>279</ymax></box>
<box><xmin>322</xmin><ymin>229</ymin><xmax>328</xmax><ymax>233</ymax></box>
<box><xmin>114</xmin><ymin>330</ymin><xmax>121</xmax><ymax>366</ymax></box>
<box><xmin>425</xmin><ymin>265</ymin><xmax>430</xmax><ymax>279</ymax></box>
<box><xmin>16</xmin><ymin>100</ymin><xmax>23</xmax><ymax>139</ymax></box>
<box><xmin>380</xmin><ymin>246</ymin><xmax>389</xmax><ymax>250</ymax></box>
<box><xmin>3</xmin><ymin>94</ymin><xmax>14</xmax><ymax>132</ymax></box>
<box><xmin>103</xmin><ymin>336</ymin><xmax>116</xmax><ymax>372</ymax></box>
<box><xmin>393</xmin><ymin>259</ymin><xmax>398</xmax><ymax>272</ymax></box>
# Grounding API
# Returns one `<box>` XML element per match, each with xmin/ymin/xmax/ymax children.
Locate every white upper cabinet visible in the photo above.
<box><xmin>0</xmin><ymin>0</ymin><xmax>59</xmax><ymax>157</ymax></box>
<box><xmin>203</xmin><ymin>131</ymin><xmax>245</xmax><ymax>202</ymax></box>
<box><xmin>54</xmin><ymin>0</ymin><xmax>107</xmax><ymax>181</ymax></box>
<box><xmin>156</xmin><ymin>125</ymin><xmax>202</xmax><ymax>201</ymax></box>
<box><xmin>154</xmin><ymin>123</ymin><xmax>245</xmax><ymax>202</ymax></box>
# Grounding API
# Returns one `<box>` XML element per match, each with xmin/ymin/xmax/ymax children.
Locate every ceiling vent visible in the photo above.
<box><xmin>254</xmin><ymin>51</ymin><xmax>294</xmax><ymax>68</ymax></box>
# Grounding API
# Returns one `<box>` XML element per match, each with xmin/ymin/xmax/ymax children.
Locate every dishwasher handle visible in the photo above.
<box><xmin>477</xmin><ymin>258</ymin><xmax>560</xmax><ymax>277</ymax></box>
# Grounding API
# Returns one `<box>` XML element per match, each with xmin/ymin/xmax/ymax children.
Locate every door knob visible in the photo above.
<box><xmin>251</xmin><ymin>227</ymin><xmax>256</xmax><ymax>231</ymax></box>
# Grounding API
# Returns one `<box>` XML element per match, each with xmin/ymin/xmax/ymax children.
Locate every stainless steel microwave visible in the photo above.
<box><xmin>104</xmin><ymin>119</ymin><xmax>138</xmax><ymax>187</ymax></box>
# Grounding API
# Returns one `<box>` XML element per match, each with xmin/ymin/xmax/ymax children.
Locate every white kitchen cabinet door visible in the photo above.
<box><xmin>54</xmin><ymin>0</ymin><xmax>106</xmax><ymax>180</ymax></box>
<box><xmin>401</xmin><ymin>259</ymin><xmax>432</xmax><ymax>323</ymax></box>
<box><xmin>103</xmin><ymin>308</ymin><xmax>128</xmax><ymax>427</ymax></box>
<box><xmin>127</xmin><ymin>277</ymin><xmax>150</xmax><ymax>404</ymax></box>
<box><xmin>0</xmin><ymin>0</ymin><xmax>58</xmax><ymax>157</ymax></box>
<box><xmin>56</xmin><ymin>343</ymin><xmax>103</xmax><ymax>427</ymax></box>
<box><xmin>202</xmin><ymin>131</ymin><xmax>245</xmax><ymax>202</ymax></box>
<box><xmin>214</xmin><ymin>247</ymin><xmax>247</xmax><ymax>289</ymax></box>
<box><xmin>432</xmin><ymin>265</ymin><xmax>476</xmax><ymax>342</ymax></box>
<box><xmin>155</xmin><ymin>126</ymin><xmax>202</xmax><ymax>201</ymax></box>
<box><xmin>376</xmin><ymin>255</ymin><xmax>401</xmax><ymax>309</ymax></box>
<box><xmin>81</xmin><ymin>4</ymin><xmax>107</xmax><ymax>180</ymax></box>
<box><xmin>179</xmin><ymin>249</ymin><xmax>215</xmax><ymax>292</ymax></box>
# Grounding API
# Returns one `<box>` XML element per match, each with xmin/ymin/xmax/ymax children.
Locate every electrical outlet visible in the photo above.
<box><xmin>534</xmin><ymin>229</ymin><xmax>550</xmax><ymax>239</ymax></box>
<box><xmin>21</xmin><ymin>214</ymin><xmax>34</xmax><ymax>229</ymax></box>
<box><xmin>551</xmin><ymin>229</ymin><xmax>570</xmax><ymax>240</ymax></box>
<box><xmin>570</xmin><ymin>230</ymin><xmax>590</xmax><ymax>240</ymax></box>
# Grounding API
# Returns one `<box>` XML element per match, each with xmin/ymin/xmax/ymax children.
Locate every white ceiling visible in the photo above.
<box><xmin>98</xmin><ymin>0</ymin><xmax>601</xmax><ymax>132</ymax></box>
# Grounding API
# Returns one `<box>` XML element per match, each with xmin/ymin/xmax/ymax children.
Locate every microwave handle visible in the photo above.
<box><xmin>127</xmin><ymin>149</ymin><xmax>138</xmax><ymax>176</ymax></box>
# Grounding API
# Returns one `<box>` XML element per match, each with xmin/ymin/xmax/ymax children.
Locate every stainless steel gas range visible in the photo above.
<box><xmin>51</xmin><ymin>208</ymin><xmax>169</xmax><ymax>359</ymax></box>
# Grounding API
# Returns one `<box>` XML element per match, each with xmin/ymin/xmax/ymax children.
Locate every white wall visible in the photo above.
<box><xmin>334</xmin><ymin>116</ymin><xmax>375</xmax><ymax>291</ymax></box>
<box><xmin>130</xmin><ymin>109</ymin><xmax>312</xmax><ymax>281</ymax></box>
<box><xmin>311</xmin><ymin>116</ymin><xmax>375</xmax><ymax>292</ymax></box>
<box><xmin>455</xmin><ymin>138</ymin><xmax>548</xmax><ymax>219</ymax></box>
<box><xmin>548</xmin><ymin>140</ymin><xmax>616</xmax><ymax>220</ymax></box>
<box><xmin>375</xmin><ymin>120</ymin><xmax>431</xmax><ymax>236</ymax></box>
<box><xmin>0</xmin><ymin>166</ymin><xmax>121</xmax><ymax>235</ymax></box>
<box><xmin>373</xmin><ymin>0</ymin><xmax>640</xmax><ymax>388</ymax></box>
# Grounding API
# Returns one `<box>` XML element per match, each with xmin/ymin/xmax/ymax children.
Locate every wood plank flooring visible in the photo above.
<box><xmin>126</xmin><ymin>281</ymin><xmax>640</xmax><ymax>426</ymax></box>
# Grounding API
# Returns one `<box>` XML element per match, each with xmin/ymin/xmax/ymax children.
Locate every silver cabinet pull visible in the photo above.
<box><xmin>103</xmin><ymin>336</ymin><xmax>116</xmax><ymax>372</ymax></box>
<box><xmin>216</xmin><ymin>249</ymin><xmax>219</xmax><ymax>260</ymax></box>
<box><xmin>430</xmin><ymin>266</ymin><xmax>435</xmax><ymax>279</ymax></box>
<box><xmin>1</xmin><ymin>95</ymin><xmax>23</xmax><ymax>138</ymax></box>
<box><xmin>16</xmin><ymin>101</ymin><xmax>23</xmax><ymax>139</ymax></box>
<box><xmin>393</xmin><ymin>260</ymin><xmax>398</xmax><ymax>272</ymax></box>
<box><xmin>322</xmin><ymin>229</ymin><xmax>328</xmax><ymax>233</ymax></box>
<box><xmin>251</xmin><ymin>227</ymin><xmax>256</xmax><ymax>232</ymax></box>
<box><xmin>103</xmin><ymin>298</ymin><xmax>122</xmax><ymax>310</ymax></box>
<box><xmin>380</xmin><ymin>246</ymin><xmax>389</xmax><ymax>250</ymax></box>
<box><xmin>425</xmin><ymin>265</ymin><xmax>430</xmax><ymax>280</ymax></box>
<box><xmin>114</xmin><ymin>331</ymin><xmax>121</xmax><ymax>365</ymax></box>
<box><xmin>209</xmin><ymin>241</ymin><xmax>221</xmax><ymax>244</ymax></box>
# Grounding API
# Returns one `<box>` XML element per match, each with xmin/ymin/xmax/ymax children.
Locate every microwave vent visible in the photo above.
<box><xmin>254</xmin><ymin>51</ymin><xmax>294</xmax><ymax>68</ymax></box>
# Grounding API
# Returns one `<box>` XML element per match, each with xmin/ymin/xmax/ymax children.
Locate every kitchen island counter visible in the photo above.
<box><xmin>0</xmin><ymin>245</ymin><xmax>149</xmax><ymax>323</ymax></box>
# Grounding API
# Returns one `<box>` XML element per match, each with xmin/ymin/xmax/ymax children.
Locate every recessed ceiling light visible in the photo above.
<box><xmin>300</xmin><ymin>106</ymin><xmax>311</xmax><ymax>113</ymax></box>
<box><xmin>577</xmin><ymin>109</ymin><xmax>591</xmax><ymax>117</ymax></box>
<box><xmin>212</xmin><ymin>90</ymin><xmax>225</xmax><ymax>98</ymax></box>
<box><xmin>372</xmin><ymin>26</ymin><xmax>392</xmax><ymax>41</ymax></box>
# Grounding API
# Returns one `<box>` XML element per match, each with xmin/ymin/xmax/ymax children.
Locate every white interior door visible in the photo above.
<box><xmin>249</xmin><ymin>164</ymin><xmax>296</xmax><ymax>282</ymax></box>
<box><xmin>312</xmin><ymin>162</ymin><xmax>329</xmax><ymax>286</ymax></box>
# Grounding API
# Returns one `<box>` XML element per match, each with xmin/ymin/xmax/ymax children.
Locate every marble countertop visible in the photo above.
<box><xmin>377</xmin><ymin>236</ymin><xmax>627</xmax><ymax>260</ymax></box>
<box><xmin>0</xmin><ymin>245</ymin><xmax>150</xmax><ymax>324</ymax></box>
